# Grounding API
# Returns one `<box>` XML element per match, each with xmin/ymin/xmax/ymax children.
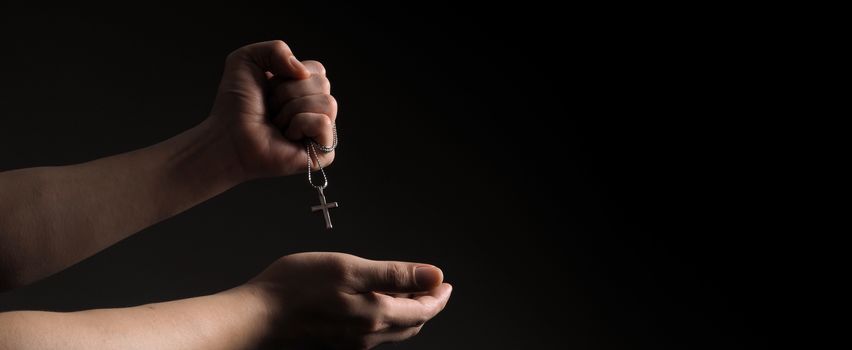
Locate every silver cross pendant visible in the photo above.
<box><xmin>311</xmin><ymin>187</ymin><xmax>339</xmax><ymax>229</ymax></box>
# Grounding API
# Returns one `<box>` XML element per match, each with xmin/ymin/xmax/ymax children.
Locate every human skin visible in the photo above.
<box><xmin>0</xmin><ymin>41</ymin><xmax>452</xmax><ymax>349</ymax></box>
<box><xmin>0</xmin><ymin>41</ymin><xmax>333</xmax><ymax>289</ymax></box>
<box><xmin>0</xmin><ymin>252</ymin><xmax>452</xmax><ymax>349</ymax></box>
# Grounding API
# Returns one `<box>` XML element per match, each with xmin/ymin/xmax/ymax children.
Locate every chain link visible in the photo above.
<box><xmin>312</xmin><ymin>123</ymin><xmax>337</xmax><ymax>153</ymax></box>
<box><xmin>306</xmin><ymin>141</ymin><xmax>328</xmax><ymax>189</ymax></box>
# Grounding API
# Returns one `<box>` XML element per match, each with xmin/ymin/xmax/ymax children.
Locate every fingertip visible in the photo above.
<box><xmin>435</xmin><ymin>283</ymin><xmax>453</xmax><ymax>299</ymax></box>
<box><xmin>415</xmin><ymin>266</ymin><xmax>444</xmax><ymax>289</ymax></box>
<box><xmin>288</xmin><ymin>56</ymin><xmax>311</xmax><ymax>79</ymax></box>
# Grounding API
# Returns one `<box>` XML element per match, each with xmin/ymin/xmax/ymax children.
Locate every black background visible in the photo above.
<box><xmin>0</xmin><ymin>3</ymin><xmax>776</xmax><ymax>349</ymax></box>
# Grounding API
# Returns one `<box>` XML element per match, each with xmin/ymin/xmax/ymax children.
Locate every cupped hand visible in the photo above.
<box><xmin>208</xmin><ymin>40</ymin><xmax>338</xmax><ymax>180</ymax></box>
<box><xmin>246</xmin><ymin>252</ymin><xmax>453</xmax><ymax>349</ymax></box>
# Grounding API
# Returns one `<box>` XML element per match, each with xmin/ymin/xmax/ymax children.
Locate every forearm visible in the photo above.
<box><xmin>0</xmin><ymin>118</ymin><xmax>244</xmax><ymax>290</ymax></box>
<box><xmin>0</xmin><ymin>285</ymin><xmax>273</xmax><ymax>350</ymax></box>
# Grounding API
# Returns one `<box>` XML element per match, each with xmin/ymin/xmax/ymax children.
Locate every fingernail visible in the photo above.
<box><xmin>289</xmin><ymin>56</ymin><xmax>308</xmax><ymax>75</ymax></box>
<box><xmin>415</xmin><ymin>266</ymin><xmax>443</xmax><ymax>288</ymax></box>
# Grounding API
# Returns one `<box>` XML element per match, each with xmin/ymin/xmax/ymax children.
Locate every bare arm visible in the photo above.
<box><xmin>0</xmin><ymin>286</ymin><xmax>271</xmax><ymax>350</ymax></box>
<box><xmin>0</xmin><ymin>41</ymin><xmax>337</xmax><ymax>290</ymax></box>
<box><xmin>0</xmin><ymin>120</ymin><xmax>241</xmax><ymax>290</ymax></box>
<box><xmin>0</xmin><ymin>253</ymin><xmax>452</xmax><ymax>350</ymax></box>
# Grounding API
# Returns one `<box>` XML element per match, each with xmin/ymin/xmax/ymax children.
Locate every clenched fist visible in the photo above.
<box><xmin>209</xmin><ymin>40</ymin><xmax>338</xmax><ymax>179</ymax></box>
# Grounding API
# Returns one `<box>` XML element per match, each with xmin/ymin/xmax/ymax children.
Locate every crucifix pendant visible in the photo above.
<box><xmin>311</xmin><ymin>187</ymin><xmax>339</xmax><ymax>229</ymax></box>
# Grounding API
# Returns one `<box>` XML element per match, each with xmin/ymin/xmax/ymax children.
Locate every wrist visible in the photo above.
<box><xmin>165</xmin><ymin>118</ymin><xmax>247</xmax><ymax>190</ymax></box>
<box><xmin>138</xmin><ymin>117</ymin><xmax>248</xmax><ymax>220</ymax></box>
<box><xmin>229</xmin><ymin>282</ymin><xmax>284</xmax><ymax>345</ymax></box>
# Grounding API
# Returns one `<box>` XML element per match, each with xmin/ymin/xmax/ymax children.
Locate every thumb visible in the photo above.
<box><xmin>352</xmin><ymin>260</ymin><xmax>444</xmax><ymax>293</ymax></box>
<box><xmin>222</xmin><ymin>41</ymin><xmax>310</xmax><ymax>91</ymax></box>
<box><xmin>235</xmin><ymin>40</ymin><xmax>311</xmax><ymax>79</ymax></box>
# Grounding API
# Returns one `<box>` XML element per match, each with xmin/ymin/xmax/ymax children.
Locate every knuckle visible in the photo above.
<box><xmin>315</xmin><ymin>114</ymin><xmax>333</xmax><ymax>127</ymax></box>
<box><xmin>307</xmin><ymin>94</ymin><xmax>336</xmax><ymax>112</ymax></box>
<box><xmin>271</xmin><ymin>40</ymin><xmax>290</xmax><ymax>54</ymax></box>
<box><xmin>322</xmin><ymin>255</ymin><xmax>349</xmax><ymax>281</ymax></box>
<box><xmin>325</xmin><ymin>94</ymin><xmax>338</xmax><ymax>112</ymax></box>
<box><xmin>301</xmin><ymin>60</ymin><xmax>326</xmax><ymax>74</ymax></box>
<box><xmin>385</xmin><ymin>264</ymin><xmax>411</xmax><ymax>289</ymax></box>
<box><xmin>318</xmin><ymin>76</ymin><xmax>332</xmax><ymax>92</ymax></box>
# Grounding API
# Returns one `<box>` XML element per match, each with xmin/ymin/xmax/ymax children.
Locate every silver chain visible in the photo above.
<box><xmin>312</xmin><ymin>123</ymin><xmax>338</xmax><ymax>153</ymax></box>
<box><xmin>306</xmin><ymin>141</ymin><xmax>328</xmax><ymax>189</ymax></box>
